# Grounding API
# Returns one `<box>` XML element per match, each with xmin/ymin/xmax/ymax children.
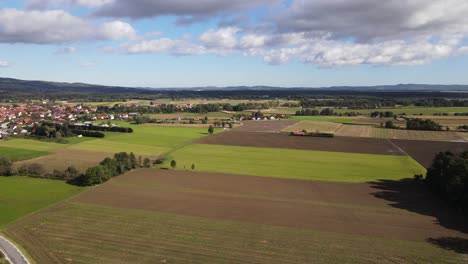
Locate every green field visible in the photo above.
<box><xmin>0</xmin><ymin>177</ymin><xmax>83</xmax><ymax>228</ymax></box>
<box><xmin>0</xmin><ymin>146</ymin><xmax>49</xmax><ymax>161</ymax></box>
<box><xmin>6</xmin><ymin>202</ymin><xmax>462</xmax><ymax>264</ymax></box>
<box><xmin>0</xmin><ymin>138</ymin><xmax>64</xmax><ymax>151</ymax></box>
<box><xmin>68</xmin><ymin>123</ymin><xmax>216</xmax><ymax>156</ymax></box>
<box><xmin>163</xmin><ymin>144</ymin><xmax>425</xmax><ymax>182</ymax></box>
<box><xmin>293</xmin><ymin>107</ymin><xmax>468</xmax><ymax>116</ymax></box>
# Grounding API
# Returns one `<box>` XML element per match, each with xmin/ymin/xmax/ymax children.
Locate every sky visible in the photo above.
<box><xmin>1</xmin><ymin>0</ymin><xmax>468</xmax><ymax>88</ymax></box>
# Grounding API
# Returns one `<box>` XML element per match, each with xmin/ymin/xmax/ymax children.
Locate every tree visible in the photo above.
<box><xmin>129</xmin><ymin>152</ymin><xmax>138</xmax><ymax>169</ymax></box>
<box><xmin>385</xmin><ymin>120</ymin><xmax>395</xmax><ymax>129</ymax></box>
<box><xmin>100</xmin><ymin>158</ymin><xmax>118</xmax><ymax>176</ymax></box>
<box><xmin>170</xmin><ymin>160</ymin><xmax>177</xmax><ymax>169</ymax></box>
<box><xmin>143</xmin><ymin>158</ymin><xmax>151</xmax><ymax>168</ymax></box>
<box><xmin>191</xmin><ymin>164</ymin><xmax>195</xmax><ymax>170</ymax></box>
<box><xmin>83</xmin><ymin>165</ymin><xmax>111</xmax><ymax>185</ymax></box>
<box><xmin>208</xmin><ymin>125</ymin><xmax>214</xmax><ymax>134</ymax></box>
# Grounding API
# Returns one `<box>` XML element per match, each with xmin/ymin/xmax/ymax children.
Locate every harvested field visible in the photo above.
<box><xmin>371</xmin><ymin>128</ymin><xmax>464</xmax><ymax>141</ymax></box>
<box><xmin>14</xmin><ymin>148</ymin><xmax>112</xmax><ymax>173</ymax></box>
<box><xmin>333</xmin><ymin>125</ymin><xmax>464</xmax><ymax>141</ymax></box>
<box><xmin>6</xmin><ymin>169</ymin><xmax>467</xmax><ymax>263</ymax></box>
<box><xmin>281</xmin><ymin>121</ymin><xmax>342</xmax><ymax>133</ymax></box>
<box><xmin>197</xmin><ymin>131</ymin><xmax>402</xmax><ymax>155</ymax></box>
<box><xmin>233</xmin><ymin>120</ymin><xmax>297</xmax><ymax>132</ymax></box>
<box><xmin>335</xmin><ymin>124</ymin><xmax>372</xmax><ymax>137</ymax></box>
<box><xmin>391</xmin><ymin>140</ymin><xmax>468</xmax><ymax>168</ymax></box>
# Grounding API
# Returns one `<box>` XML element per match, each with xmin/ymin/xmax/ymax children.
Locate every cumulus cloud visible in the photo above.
<box><xmin>92</xmin><ymin>0</ymin><xmax>276</xmax><ymax>21</ymax></box>
<box><xmin>199</xmin><ymin>27</ymin><xmax>240</xmax><ymax>49</ymax></box>
<box><xmin>0</xmin><ymin>8</ymin><xmax>135</xmax><ymax>44</ymax></box>
<box><xmin>275</xmin><ymin>0</ymin><xmax>468</xmax><ymax>41</ymax></box>
<box><xmin>0</xmin><ymin>60</ymin><xmax>13</xmax><ymax>67</ymax></box>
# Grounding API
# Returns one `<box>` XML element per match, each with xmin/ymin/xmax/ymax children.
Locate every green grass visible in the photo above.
<box><xmin>68</xmin><ymin>123</ymin><xmax>215</xmax><ymax>156</ymax></box>
<box><xmin>6</xmin><ymin>202</ymin><xmax>463</xmax><ymax>264</ymax></box>
<box><xmin>0</xmin><ymin>138</ymin><xmax>63</xmax><ymax>151</ymax></box>
<box><xmin>163</xmin><ymin>144</ymin><xmax>426</xmax><ymax>183</ymax></box>
<box><xmin>0</xmin><ymin>177</ymin><xmax>83</xmax><ymax>228</ymax></box>
<box><xmin>0</xmin><ymin>146</ymin><xmax>50</xmax><ymax>161</ymax></box>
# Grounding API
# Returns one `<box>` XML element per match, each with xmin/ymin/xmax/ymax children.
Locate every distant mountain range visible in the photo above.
<box><xmin>1</xmin><ymin>77</ymin><xmax>468</xmax><ymax>93</ymax></box>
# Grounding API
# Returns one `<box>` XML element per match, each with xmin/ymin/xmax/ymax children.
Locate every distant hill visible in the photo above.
<box><xmin>1</xmin><ymin>77</ymin><xmax>468</xmax><ymax>94</ymax></box>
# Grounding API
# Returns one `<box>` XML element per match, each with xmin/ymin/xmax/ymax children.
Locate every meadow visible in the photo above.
<box><xmin>163</xmin><ymin>144</ymin><xmax>425</xmax><ymax>182</ymax></box>
<box><xmin>281</xmin><ymin>121</ymin><xmax>342</xmax><ymax>133</ymax></box>
<box><xmin>0</xmin><ymin>146</ymin><xmax>49</xmax><ymax>161</ymax></box>
<box><xmin>0</xmin><ymin>177</ymin><xmax>83</xmax><ymax>228</ymax></box>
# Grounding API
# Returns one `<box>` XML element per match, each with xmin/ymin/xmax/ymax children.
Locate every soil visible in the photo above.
<box><xmin>75</xmin><ymin>169</ymin><xmax>468</xmax><ymax>242</ymax></box>
<box><xmin>197</xmin><ymin>131</ymin><xmax>404</xmax><ymax>155</ymax></box>
<box><xmin>391</xmin><ymin>139</ymin><xmax>468</xmax><ymax>168</ymax></box>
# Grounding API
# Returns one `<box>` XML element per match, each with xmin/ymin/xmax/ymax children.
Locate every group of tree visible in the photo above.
<box><xmin>295</xmin><ymin>108</ymin><xmax>336</xmax><ymax>116</ymax></box>
<box><xmin>370</xmin><ymin>111</ymin><xmax>394</xmax><ymax>118</ymax></box>
<box><xmin>425</xmin><ymin>151</ymin><xmax>468</xmax><ymax>215</ymax></box>
<box><xmin>68</xmin><ymin>124</ymin><xmax>133</xmax><ymax>133</ymax></box>
<box><xmin>97</xmin><ymin>102</ymin><xmax>271</xmax><ymax>115</ymax></box>
<box><xmin>406</xmin><ymin>118</ymin><xmax>443</xmax><ymax>131</ymax></box>
<box><xmin>80</xmin><ymin>152</ymin><xmax>151</xmax><ymax>186</ymax></box>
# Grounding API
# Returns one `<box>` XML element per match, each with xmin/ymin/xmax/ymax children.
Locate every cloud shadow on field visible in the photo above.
<box><xmin>368</xmin><ymin>178</ymin><xmax>468</xmax><ymax>251</ymax></box>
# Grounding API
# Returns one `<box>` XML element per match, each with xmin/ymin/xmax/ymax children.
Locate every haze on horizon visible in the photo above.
<box><xmin>1</xmin><ymin>0</ymin><xmax>468</xmax><ymax>87</ymax></box>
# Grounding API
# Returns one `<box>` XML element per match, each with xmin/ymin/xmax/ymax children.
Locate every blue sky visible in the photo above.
<box><xmin>1</xmin><ymin>0</ymin><xmax>468</xmax><ymax>87</ymax></box>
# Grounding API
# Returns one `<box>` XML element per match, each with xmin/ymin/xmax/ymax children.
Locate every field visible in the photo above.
<box><xmin>197</xmin><ymin>131</ymin><xmax>403</xmax><ymax>155</ymax></box>
<box><xmin>2</xmin><ymin>120</ymin><xmax>467</xmax><ymax>264</ymax></box>
<box><xmin>333</xmin><ymin>125</ymin><xmax>465</xmax><ymax>141</ymax></box>
<box><xmin>14</xmin><ymin>149</ymin><xmax>112</xmax><ymax>173</ymax></box>
<box><xmin>392</xmin><ymin>140</ymin><xmax>468</xmax><ymax>168</ymax></box>
<box><xmin>0</xmin><ymin>146</ymin><xmax>49</xmax><ymax>161</ymax></box>
<box><xmin>281</xmin><ymin>121</ymin><xmax>342</xmax><ymax>133</ymax></box>
<box><xmin>163</xmin><ymin>143</ymin><xmax>424</xmax><ymax>182</ymax></box>
<box><xmin>232</xmin><ymin>120</ymin><xmax>297</xmax><ymax>132</ymax></box>
<box><xmin>5</xmin><ymin>170</ymin><xmax>467</xmax><ymax>264</ymax></box>
<box><xmin>0</xmin><ymin>177</ymin><xmax>83</xmax><ymax>228</ymax></box>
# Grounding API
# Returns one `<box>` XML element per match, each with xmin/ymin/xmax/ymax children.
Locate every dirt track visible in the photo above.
<box><xmin>76</xmin><ymin>169</ymin><xmax>468</xmax><ymax>242</ymax></box>
<box><xmin>391</xmin><ymin>140</ymin><xmax>468</xmax><ymax>168</ymax></box>
<box><xmin>197</xmin><ymin>131</ymin><xmax>404</xmax><ymax>155</ymax></box>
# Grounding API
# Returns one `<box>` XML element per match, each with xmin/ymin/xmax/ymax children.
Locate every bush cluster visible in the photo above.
<box><xmin>406</xmin><ymin>118</ymin><xmax>442</xmax><ymax>131</ymax></box>
<box><xmin>71</xmin><ymin>129</ymin><xmax>105</xmax><ymax>138</ymax></box>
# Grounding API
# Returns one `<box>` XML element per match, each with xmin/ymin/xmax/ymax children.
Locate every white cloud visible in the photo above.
<box><xmin>0</xmin><ymin>8</ymin><xmax>135</xmax><ymax>44</ymax></box>
<box><xmin>199</xmin><ymin>27</ymin><xmax>240</xmax><ymax>49</ymax></box>
<box><xmin>0</xmin><ymin>60</ymin><xmax>13</xmax><ymax>67</ymax></box>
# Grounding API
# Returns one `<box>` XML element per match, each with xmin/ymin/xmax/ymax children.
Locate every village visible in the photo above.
<box><xmin>0</xmin><ymin>103</ymin><xmax>132</xmax><ymax>140</ymax></box>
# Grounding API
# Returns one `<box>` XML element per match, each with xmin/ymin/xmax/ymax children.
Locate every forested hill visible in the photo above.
<box><xmin>1</xmin><ymin>77</ymin><xmax>468</xmax><ymax>94</ymax></box>
<box><xmin>0</xmin><ymin>77</ymin><xmax>144</xmax><ymax>94</ymax></box>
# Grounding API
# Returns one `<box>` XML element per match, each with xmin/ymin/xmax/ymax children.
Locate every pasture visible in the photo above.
<box><xmin>68</xmin><ymin>124</ymin><xmax>213</xmax><ymax>156</ymax></box>
<box><xmin>5</xmin><ymin>170</ymin><xmax>467</xmax><ymax>264</ymax></box>
<box><xmin>163</xmin><ymin>143</ymin><xmax>425</xmax><ymax>182</ymax></box>
<box><xmin>0</xmin><ymin>146</ymin><xmax>49</xmax><ymax>161</ymax></box>
<box><xmin>0</xmin><ymin>177</ymin><xmax>83</xmax><ymax>228</ymax></box>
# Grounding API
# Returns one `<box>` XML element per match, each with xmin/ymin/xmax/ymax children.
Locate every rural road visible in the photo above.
<box><xmin>0</xmin><ymin>236</ymin><xmax>29</xmax><ymax>264</ymax></box>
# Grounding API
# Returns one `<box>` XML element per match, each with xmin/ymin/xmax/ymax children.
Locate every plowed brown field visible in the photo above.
<box><xmin>75</xmin><ymin>169</ymin><xmax>467</xmax><ymax>242</ymax></box>
<box><xmin>197</xmin><ymin>131</ymin><xmax>404</xmax><ymax>155</ymax></box>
